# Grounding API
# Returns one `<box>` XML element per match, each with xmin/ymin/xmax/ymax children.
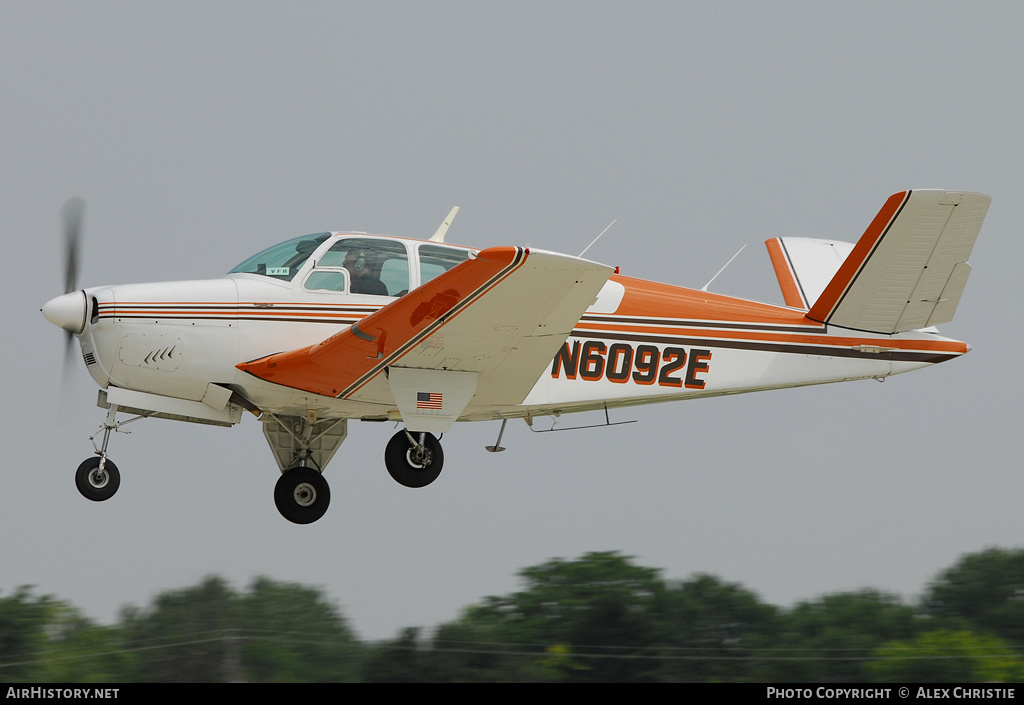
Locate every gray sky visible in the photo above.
<box><xmin>3</xmin><ymin>1</ymin><xmax>1022</xmax><ymax>640</ymax></box>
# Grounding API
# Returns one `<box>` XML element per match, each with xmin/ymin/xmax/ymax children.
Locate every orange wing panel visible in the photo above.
<box><xmin>237</xmin><ymin>247</ymin><xmax>526</xmax><ymax>397</ymax></box>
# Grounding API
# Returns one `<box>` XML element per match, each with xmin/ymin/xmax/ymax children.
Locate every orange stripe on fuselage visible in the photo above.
<box><xmin>610</xmin><ymin>274</ymin><xmax>812</xmax><ymax>326</ymax></box>
<box><xmin>574</xmin><ymin>320</ymin><xmax>967</xmax><ymax>355</ymax></box>
<box><xmin>597</xmin><ymin>271</ymin><xmax>966</xmax><ymax>356</ymax></box>
<box><xmin>97</xmin><ymin>301</ymin><xmax>380</xmax><ymax>323</ymax></box>
<box><xmin>106</xmin><ymin>309</ymin><xmax>366</xmax><ymax>320</ymax></box>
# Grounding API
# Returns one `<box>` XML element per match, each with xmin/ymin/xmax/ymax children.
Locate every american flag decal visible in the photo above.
<box><xmin>416</xmin><ymin>392</ymin><xmax>443</xmax><ymax>409</ymax></box>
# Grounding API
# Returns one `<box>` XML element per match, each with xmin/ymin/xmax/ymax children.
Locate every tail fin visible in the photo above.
<box><xmin>766</xmin><ymin>237</ymin><xmax>854</xmax><ymax>310</ymax></box>
<box><xmin>769</xmin><ymin>190</ymin><xmax>989</xmax><ymax>333</ymax></box>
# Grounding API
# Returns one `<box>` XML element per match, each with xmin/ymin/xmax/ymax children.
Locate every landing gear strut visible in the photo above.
<box><xmin>263</xmin><ymin>412</ymin><xmax>346</xmax><ymax>525</ymax></box>
<box><xmin>385</xmin><ymin>429</ymin><xmax>444</xmax><ymax>488</ymax></box>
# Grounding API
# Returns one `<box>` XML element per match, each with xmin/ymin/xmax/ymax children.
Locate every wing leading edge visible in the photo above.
<box><xmin>238</xmin><ymin>246</ymin><xmax>613</xmax><ymax>417</ymax></box>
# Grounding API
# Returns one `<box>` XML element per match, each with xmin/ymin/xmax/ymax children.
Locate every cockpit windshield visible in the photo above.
<box><xmin>228</xmin><ymin>232</ymin><xmax>330</xmax><ymax>281</ymax></box>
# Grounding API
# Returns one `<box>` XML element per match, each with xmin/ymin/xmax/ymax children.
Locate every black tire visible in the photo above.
<box><xmin>274</xmin><ymin>467</ymin><xmax>330</xmax><ymax>524</ymax></box>
<box><xmin>385</xmin><ymin>430</ymin><xmax>444</xmax><ymax>488</ymax></box>
<box><xmin>75</xmin><ymin>456</ymin><xmax>120</xmax><ymax>502</ymax></box>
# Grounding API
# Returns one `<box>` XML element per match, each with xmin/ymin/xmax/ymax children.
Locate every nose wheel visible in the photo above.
<box><xmin>385</xmin><ymin>429</ymin><xmax>444</xmax><ymax>488</ymax></box>
<box><xmin>75</xmin><ymin>404</ymin><xmax>136</xmax><ymax>502</ymax></box>
<box><xmin>274</xmin><ymin>467</ymin><xmax>331</xmax><ymax>524</ymax></box>
<box><xmin>75</xmin><ymin>456</ymin><xmax>120</xmax><ymax>501</ymax></box>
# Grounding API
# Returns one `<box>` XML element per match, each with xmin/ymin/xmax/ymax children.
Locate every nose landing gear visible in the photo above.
<box><xmin>75</xmin><ymin>456</ymin><xmax>120</xmax><ymax>502</ymax></box>
<box><xmin>74</xmin><ymin>404</ymin><xmax>145</xmax><ymax>502</ymax></box>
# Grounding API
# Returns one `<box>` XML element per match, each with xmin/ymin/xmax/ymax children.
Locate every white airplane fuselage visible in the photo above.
<box><xmin>42</xmin><ymin>190</ymin><xmax>987</xmax><ymax>523</ymax></box>
<box><xmin>69</xmin><ymin>248</ymin><xmax>963</xmax><ymax>424</ymax></box>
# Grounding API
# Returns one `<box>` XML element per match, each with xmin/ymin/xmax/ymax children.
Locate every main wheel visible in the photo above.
<box><xmin>274</xmin><ymin>467</ymin><xmax>331</xmax><ymax>524</ymax></box>
<box><xmin>75</xmin><ymin>456</ymin><xmax>120</xmax><ymax>502</ymax></box>
<box><xmin>385</xmin><ymin>430</ymin><xmax>444</xmax><ymax>488</ymax></box>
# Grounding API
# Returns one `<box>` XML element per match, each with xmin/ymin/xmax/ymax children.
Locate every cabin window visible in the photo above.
<box><xmin>315</xmin><ymin>238</ymin><xmax>410</xmax><ymax>297</ymax></box>
<box><xmin>419</xmin><ymin>244</ymin><xmax>472</xmax><ymax>285</ymax></box>
<box><xmin>304</xmin><ymin>270</ymin><xmax>350</xmax><ymax>293</ymax></box>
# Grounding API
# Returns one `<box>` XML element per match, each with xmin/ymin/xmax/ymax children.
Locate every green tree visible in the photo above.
<box><xmin>868</xmin><ymin>629</ymin><xmax>1024</xmax><ymax>682</ymax></box>
<box><xmin>413</xmin><ymin>554</ymin><xmax>783</xmax><ymax>682</ymax></box>
<box><xmin>119</xmin><ymin>575</ymin><xmax>235</xmax><ymax>682</ymax></box>
<box><xmin>237</xmin><ymin>576</ymin><xmax>361</xmax><ymax>682</ymax></box>
<box><xmin>33</xmin><ymin>603</ymin><xmax>133</xmax><ymax>683</ymax></box>
<box><xmin>922</xmin><ymin>548</ymin><xmax>1024</xmax><ymax>646</ymax></box>
<box><xmin>420</xmin><ymin>618</ymin><xmax>526</xmax><ymax>682</ymax></box>
<box><xmin>466</xmin><ymin>551</ymin><xmax>666</xmax><ymax>681</ymax></box>
<box><xmin>361</xmin><ymin>627</ymin><xmax>430</xmax><ymax>682</ymax></box>
<box><xmin>0</xmin><ymin>588</ymin><xmax>56</xmax><ymax>682</ymax></box>
<box><xmin>0</xmin><ymin>589</ymin><xmax>128</xmax><ymax>683</ymax></box>
<box><xmin>654</xmin><ymin>574</ymin><xmax>779</xmax><ymax>682</ymax></box>
<box><xmin>765</xmin><ymin>590</ymin><xmax>918</xmax><ymax>683</ymax></box>
<box><xmin>119</xmin><ymin>575</ymin><xmax>361</xmax><ymax>682</ymax></box>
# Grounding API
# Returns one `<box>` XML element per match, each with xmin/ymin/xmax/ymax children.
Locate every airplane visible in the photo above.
<box><xmin>42</xmin><ymin>190</ymin><xmax>989</xmax><ymax>524</ymax></box>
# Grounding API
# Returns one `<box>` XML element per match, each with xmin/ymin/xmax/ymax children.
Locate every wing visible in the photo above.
<box><xmin>806</xmin><ymin>190</ymin><xmax>990</xmax><ymax>333</ymax></box>
<box><xmin>238</xmin><ymin>246</ymin><xmax>613</xmax><ymax>423</ymax></box>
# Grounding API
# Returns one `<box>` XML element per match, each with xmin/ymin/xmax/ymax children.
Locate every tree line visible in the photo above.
<box><xmin>2</xmin><ymin>548</ymin><xmax>1023</xmax><ymax>682</ymax></box>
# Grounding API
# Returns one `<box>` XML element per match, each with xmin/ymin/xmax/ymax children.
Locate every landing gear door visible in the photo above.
<box><xmin>388</xmin><ymin>367</ymin><xmax>477</xmax><ymax>434</ymax></box>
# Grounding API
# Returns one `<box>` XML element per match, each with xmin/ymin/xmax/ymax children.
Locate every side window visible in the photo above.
<box><xmin>304</xmin><ymin>270</ymin><xmax>349</xmax><ymax>293</ymax></box>
<box><xmin>380</xmin><ymin>259</ymin><xmax>409</xmax><ymax>295</ymax></box>
<box><xmin>308</xmin><ymin>238</ymin><xmax>410</xmax><ymax>297</ymax></box>
<box><xmin>419</xmin><ymin>244</ymin><xmax>472</xmax><ymax>285</ymax></box>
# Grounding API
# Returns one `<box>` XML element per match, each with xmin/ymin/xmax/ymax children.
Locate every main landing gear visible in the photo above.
<box><xmin>384</xmin><ymin>429</ymin><xmax>445</xmax><ymax>488</ymax></box>
<box><xmin>262</xmin><ymin>415</ymin><xmax>447</xmax><ymax>524</ymax></box>
<box><xmin>274</xmin><ymin>466</ymin><xmax>331</xmax><ymax>525</ymax></box>
<box><xmin>70</xmin><ymin>405</ymin><xmax>449</xmax><ymax>524</ymax></box>
<box><xmin>262</xmin><ymin>413</ymin><xmax>345</xmax><ymax>525</ymax></box>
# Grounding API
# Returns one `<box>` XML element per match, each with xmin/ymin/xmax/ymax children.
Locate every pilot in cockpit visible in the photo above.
<box><xmin>342</xmin><ymin>249</ymin><xmax>388</xmax><ymax>296</ymax></box>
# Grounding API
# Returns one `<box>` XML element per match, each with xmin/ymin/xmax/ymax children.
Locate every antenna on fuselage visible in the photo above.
<box><xmin>429</xmin><ymin>206</ymin><xmax>460</xmax><ymax>243</ymax></box>
<box><xmin>579</xmin><ymin>219</ymin><xmax>617</xmax><ymax>258</ymax></box>
<box><xmin>701</xmin><ymin>244</ymin><xmax>747</xmax><ymax>292</ymax></box>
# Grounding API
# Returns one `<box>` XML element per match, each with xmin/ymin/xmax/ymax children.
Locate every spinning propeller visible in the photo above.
<box><xmin>42</xmin><ymin>197</ymin><xmax>89</xmax><ymax>381</ymax></box>
<box><xmin>62</xmin><ymin>196</ymin><xmax>82</xmax><ymax>296</ymax></box>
